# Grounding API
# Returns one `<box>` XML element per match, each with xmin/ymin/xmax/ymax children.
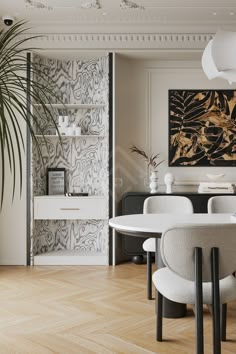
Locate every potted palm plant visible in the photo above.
<box><xmin>0</xmin><ymin>21</ymin><xmax>61</xmax><ymax>207</ymax></box>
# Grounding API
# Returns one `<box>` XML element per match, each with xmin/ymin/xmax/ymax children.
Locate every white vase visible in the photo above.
<box><xmin>150</xmin><ymin>171</ymin><xmax>158</xmax><ymax>194</ymax></box>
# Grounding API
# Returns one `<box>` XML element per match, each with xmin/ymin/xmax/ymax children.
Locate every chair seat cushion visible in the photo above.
<box><xmin>143</xmin><ymin>238</ymin><xmax>156</xmax><ymax>252</ymax></box>
<box><xmin>152</xmin><ymin>267</ymin><xmax>236</xmax><ymax>305</ymax></box>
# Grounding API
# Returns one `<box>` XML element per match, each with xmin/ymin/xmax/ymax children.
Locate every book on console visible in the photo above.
<box><xmin>198</xmin><ymin>182</ymin><xmax>235</xmax><ymax>194</ymax></box>
<box><xmin>199</xmin><ymin>182</ymin><xmax>234</xmax><ymax>188</ymax></box>
<box><xmin>198</xmin><ymin>187</ymin><xmax>234</xmax><ymax>194</ymax></box>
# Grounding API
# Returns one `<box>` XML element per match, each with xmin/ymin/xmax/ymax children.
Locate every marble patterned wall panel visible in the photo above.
<box><xmin>33</xmin><ymin>56</ymin><xmax>74</xmax><ymax>104</ymax></box>
<box><xmin>70</xmin><ymin>107</ymin><xmax>108</xmax><ymax>135</ymax></box>
<box><xmin>34</xmin><ymin>220</ymin><xmax>108</xmax><ymax>255</ymax></box>
<box><xmin>73</xmin><ymin>59</ymin><xmax>109</xmax><ymax>104</ymax></box>
<box><xmin>33</xmin><ymin>55</ymin><xmax>109</xmax><ymax>105</ymax></box>
<box><xmin>33</xmin><ymin>106</ymin><xmax>60</xmax><ymax>135</ymax></box>
<box><xmin>69</xmin><ymin>137</ymin><xmax>109</xmax><ymax>195</ymax></box>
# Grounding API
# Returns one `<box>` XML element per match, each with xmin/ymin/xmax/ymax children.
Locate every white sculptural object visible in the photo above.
<box><xmin>164</xmin><ymin>173</ymin><xmax>175</xmax><ymax>194</ymax></box>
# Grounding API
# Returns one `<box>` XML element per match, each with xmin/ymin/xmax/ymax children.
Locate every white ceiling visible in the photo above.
<box><xmin>1</xmin><ymin>0</ymin><xmax>236</xmax><ymax>34</ymax></box>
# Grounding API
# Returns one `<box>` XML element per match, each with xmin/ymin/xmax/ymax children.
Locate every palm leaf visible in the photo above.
<box><xmin>0</xmin><ymin>21</ymin><xmax>63</xmax><ymax>208</ymax></box>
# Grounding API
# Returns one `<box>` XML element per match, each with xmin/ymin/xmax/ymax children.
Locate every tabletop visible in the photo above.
<box><xmin>109</xmin><ymin>213</ymin><xmax>234</xmax><ymax>236</ymax></box>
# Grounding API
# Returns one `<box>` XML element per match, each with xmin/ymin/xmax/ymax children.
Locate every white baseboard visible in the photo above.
<box><xmin>34</xmin><ymin>250</ymin><xmax>108</xmax><ymax>266</ymax></box>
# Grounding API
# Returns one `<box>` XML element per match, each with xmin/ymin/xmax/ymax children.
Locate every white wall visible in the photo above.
<box><xmin>115</xmin><ymin>55</ymin><xmax>148</xmax><ymax>200</ymax></box>
<box><xmin>0</xmin><ymin>117</ymin><xmax>27</xmax><ymax>265</ymax></box>
<box><xmin>115</xmin><ymin>56</ymin><xmax>236</xmax><ymax>199</ymax></box>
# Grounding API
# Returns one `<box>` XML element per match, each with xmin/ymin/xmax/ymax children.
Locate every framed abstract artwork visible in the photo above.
<box><xmin>169</xmin><ymin>90</ymin><xmax>236</xmax><ymax>166</ymax></box>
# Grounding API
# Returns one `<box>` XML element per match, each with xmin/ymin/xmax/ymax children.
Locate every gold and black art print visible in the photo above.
<box><xmin>169</xmin><ymin>90</ymin><xmax>236</xmax><ymax>166</ymax></box>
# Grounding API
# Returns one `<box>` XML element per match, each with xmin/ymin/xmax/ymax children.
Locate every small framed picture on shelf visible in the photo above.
<box><xmin>47</xmin><ymin>168</ymin><xmax>66</xmax><ymax>195</ymax></box>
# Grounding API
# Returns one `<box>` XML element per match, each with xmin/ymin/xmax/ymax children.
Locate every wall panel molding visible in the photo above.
<box><xmin>22</xmin><ymin>33</ymin><xmax>213</xmax><ymax>50</ymax></box>
<box><xmin>146</xmin><ymin>71</ymin><xmax>152</xmax><ymax>153</ymax></box>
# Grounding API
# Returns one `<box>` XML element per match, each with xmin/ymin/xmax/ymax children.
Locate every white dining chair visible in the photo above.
<box><xmin>152</xmin><ymin>224</ymin><xmax>236</xmax><ymax>354</ymax></box>
<box><xmin>143</xmin><ymin>196</ymin><xmax>194</xmax><ymax>299</ymax></box>
<box><xmin>208</xmin><ymin>196</ymin><xmax>236</xmax><ymax>213</ymax></box>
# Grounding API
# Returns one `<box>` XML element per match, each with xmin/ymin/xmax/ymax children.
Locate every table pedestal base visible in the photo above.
<box><xmin>163</xmin><ymin>299</ymin><xmax>186</xmax><ymax>318</ymax></box>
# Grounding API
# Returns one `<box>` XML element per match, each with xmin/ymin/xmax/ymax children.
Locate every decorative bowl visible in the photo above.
<box><xmin>206</xmin><ymin>173</ymin><xmax>225</xmax><ymax>181</ymax></box>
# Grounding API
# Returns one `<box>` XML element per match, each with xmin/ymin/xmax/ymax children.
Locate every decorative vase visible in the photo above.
<box><xmin>150</xmin><ymin>171</ymin><xmax>158</xmax><ymax>194</ymax></box>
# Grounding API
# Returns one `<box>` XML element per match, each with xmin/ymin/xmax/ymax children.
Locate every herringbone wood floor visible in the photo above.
<box><xmin>0</xmin><ymin>264</ymin><xmax>235</xmax><ymax>354</ymax></box>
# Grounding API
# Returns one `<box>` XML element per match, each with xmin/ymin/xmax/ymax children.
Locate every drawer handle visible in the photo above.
<box><xmin>60</xmin><ymin>208</ymin><xmax>80</xmax><ymax>211</ymax></box>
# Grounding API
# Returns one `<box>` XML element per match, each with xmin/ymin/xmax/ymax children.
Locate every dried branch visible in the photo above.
<box><xmin>130</xmin><ymin>145</ymin><xmax>164</xmax><ymax>170</ymax></box>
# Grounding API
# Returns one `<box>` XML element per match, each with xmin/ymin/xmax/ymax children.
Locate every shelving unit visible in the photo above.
<box><xmin>33</xmin><ymin>103</ymin><xmax>106</xmax><ymax>109</ymax></box>
<box><xmin>35</xmin><ymin>135</ymin><xmax>105</xmax><ymax>138</ymax></box>
<box><xmin>30</xmin><ymin>54</ymin><xmax>110</xmax><ymax>266</ymax></box>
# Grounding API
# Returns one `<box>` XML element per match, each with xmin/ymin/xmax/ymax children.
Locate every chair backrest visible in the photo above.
<box><xmin>160</xmin><ymin>224</ymin><xmax>236</xmax><ymax>282</ymax></box>
<box><xmin>143</xmin><ymin>196</ymin><xmax>194</xmax><ymax>214</ymax></box>
<box><xmin>208</xmin><ymin>196</ymin><xmax>236</xmax><ymax>213</ymax></box>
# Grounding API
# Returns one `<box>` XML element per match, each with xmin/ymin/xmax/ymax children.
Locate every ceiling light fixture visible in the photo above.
<box><xmin>120</xmin><ymin>0</ymin><xmax>144</xmax><ymax>10</ymax></box>
<box><xmin>80</xmin><ymin>0</ymin><xmax>101</xmax><ymax>9</ymax></box>
<box><xmin>202</xmin><ymin>30</ymin><xmax>236</xmax><ymax>84</ymax></box>
<box><xmin>25</xmin><ymin>0</ymin><xmax>52</xmax><ymax>10</ymax></box>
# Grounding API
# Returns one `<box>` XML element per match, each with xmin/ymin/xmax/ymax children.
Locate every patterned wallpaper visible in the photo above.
<box><xmin>33</xmin><ymin>56</ymin><xmax>108</xmax><ymax>105</ymax></box>
<box><xmin>32</xmin><ymin>55</ymin><xmax>109</xmax><ymax>259</ymax></box>
<box><xmin>33</xmin><ymin>137</ymin><xmax>108</xmax><ymax>196</ymax></box>
<box><xmin>34</xmin><ymin>220</ymin><xmax>108</xmax><ymax>255</ymax></box>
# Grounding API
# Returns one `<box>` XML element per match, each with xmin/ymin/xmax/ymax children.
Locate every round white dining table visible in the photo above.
<box><xmin>109</xmin><ymin>213</ymin><xmax>234</xmax><ymax>318</ymax></box>
<box><xmin>109</xmin><ymin>213</ymin><xmax>233</xmax><ymax>236</ymax></box>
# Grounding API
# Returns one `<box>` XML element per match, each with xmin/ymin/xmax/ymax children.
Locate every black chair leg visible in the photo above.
<box><xmin>221</xmin><ymin>303</ymin><xmax>227</xmax><ymax>341</ymax></box>
<box><xmin>147</xmin><ymin>251</ymin><xmax>152</xmax><ymax>300</ymax></box>
<box><xmin>195</xmin><ymin>247</ymin><xmax>204</xmax><ymax>354</ymax></box>
<box><xmin>211</xmin><ymin>248</ymin><xmax>221</xmax><ymax>354</ymax></box>
<box><xmin>156</xmin><ymin>291</ymin><xmax>163</xmax><ymax>341</ymax></box>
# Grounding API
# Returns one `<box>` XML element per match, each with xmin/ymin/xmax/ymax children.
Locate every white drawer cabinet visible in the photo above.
<box><xmin>34</xmin><ymin>196</ymin><xmax>107</xmax><ymax>220</ymax></box>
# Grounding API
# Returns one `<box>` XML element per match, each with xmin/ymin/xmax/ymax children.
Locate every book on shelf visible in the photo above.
<box><xmin>198</xmin><ymin>182</ymin><xmax>235</xmax><ymax>194</ymax></box>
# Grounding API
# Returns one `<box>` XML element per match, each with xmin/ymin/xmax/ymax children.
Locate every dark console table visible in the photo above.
<box><xmin>120</xmin><ymin>191</ymin><xmax>235</xmax><ymax>260</ymax></box>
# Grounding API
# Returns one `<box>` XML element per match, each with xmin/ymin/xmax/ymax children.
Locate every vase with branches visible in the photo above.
<box><xmin>130</xmin><ymin>145</ymin><xmax>164</xmax><ymax>193</ymax></box>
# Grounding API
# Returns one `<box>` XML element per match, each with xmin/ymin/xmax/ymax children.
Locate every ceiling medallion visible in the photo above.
<box><xmin>80</xmin><ymin>0</ymin><xmax>101</xmax><ymax>9</ymax></box>
<box><xmin>25</xmin><ymin>0</ymin><xmax>52</xmax><ymax>10</ymax></box>
<box><xmin>120</xmin><ymin>0</ymin><xmax>144</xmax><ymax>10</ymax></box>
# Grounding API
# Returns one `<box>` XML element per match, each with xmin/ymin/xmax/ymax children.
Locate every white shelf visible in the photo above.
<box><xmin>34</xmin><ymin>195</ymin><xmax>105</xmax><ymax>199</ymax></box>
<box><xmin>33</xmin><ymin>103</ymin><xmax>106</xmax><ymax>109</ymax></box>
<box><xmin>35</xmin><ymin>135</ymin><xmax>105</xmax><ymax>138</ymax></box>
<box><xmin>34</xmin><ymin>195</ymin><xmax>107</xmax><ymax>220</ymax></box>
<box><xmin>34</xmin><ymin>250</ymin><xmax>108</xmax><ymax>265</ymax></box>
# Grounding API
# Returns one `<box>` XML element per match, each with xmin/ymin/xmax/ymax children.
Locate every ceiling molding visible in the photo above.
<box><xmin>2</xmin><ymin>0</ymin><xmax>236</xmax><ymax>35</ymax></box>
<box><xmin>21</xmin><ymin>32</ymin><xmax>213</xmax><ymax>50</ymax></box>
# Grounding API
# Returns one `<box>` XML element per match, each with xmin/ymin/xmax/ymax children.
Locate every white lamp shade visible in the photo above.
<box><xmin>211</xmin><ymin>30</ymin><xmax>236</xmax><ymax>71</ymax></box>
<box><xmin>201</xmin><ymin>39</ymin><xmax>222</xmax><ymax>80</ymax></box>
<box><xmin>202</xmin><ymin>30</ymin><xmax>236</xmax><ymax>84</ymax></box>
